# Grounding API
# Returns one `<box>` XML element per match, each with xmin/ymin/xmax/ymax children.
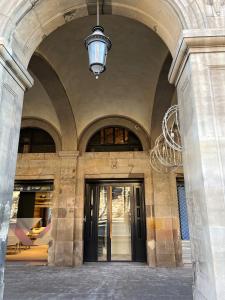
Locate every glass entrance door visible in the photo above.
<box><xmin>84</xmin><ymin>181</ymin><xmax>146</xmax><ymax>262</ymax></box>
<box><xmin>98</xmin><ymin>186</ymin><xmax>132</xmax><ymax>261</ymax></box>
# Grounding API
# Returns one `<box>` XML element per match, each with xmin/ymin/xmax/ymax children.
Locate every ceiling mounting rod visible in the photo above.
<box><xmin>97</xmin><ymin>0</ymin><xmax>100</xmax><ymax>26</ymax></box>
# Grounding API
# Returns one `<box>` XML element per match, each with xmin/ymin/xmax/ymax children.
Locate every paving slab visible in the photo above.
<box><xmin>4</xmin><ymin>263</ymin><xmax>193</xmax><ymax>300</ymax></box>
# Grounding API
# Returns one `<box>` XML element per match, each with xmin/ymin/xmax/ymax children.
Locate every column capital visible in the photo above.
<box><xmin>169</xmin><ymin>29</ymin><xmax>225</xmax><ymax>85</ymax></box>
<box><xmin>0</xmin><ymin>40</ymin><xmax>33</xmax><ymax>90</ymax></box>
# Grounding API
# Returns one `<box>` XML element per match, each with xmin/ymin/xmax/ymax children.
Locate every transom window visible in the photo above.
<box><xmin>86</xmin><ymin>126</ymin><xmax>143</xmax><ymax>152</ymax></box>
<box><xmin>18</xmin><ymin>127</ymin><xmax>56</xmax><ymax>153</ymax></box>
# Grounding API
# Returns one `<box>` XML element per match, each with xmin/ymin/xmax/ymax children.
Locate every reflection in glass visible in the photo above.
<box><xmin>6</xmin><ymin>189</ymin><xmax>52</xmax><ymax>261</ymax></box>
<box><xmin>105</xmin><ymin>128</ymin><xmax>113</xmax><ymax>144</ymax></box>
<box><xmin>111</xmin><ymin>187</ymin><xmax>131</xmax><ymax>261</ymax></box>
<box><xmin>98</xmin><ymin>187</ymin><xmax>108</xmax><ymax>261</ymax></box>
<box><xmin>115</xmin><ymin>128</ymin><xmax>124</xmax><ymax>144</ymax></box>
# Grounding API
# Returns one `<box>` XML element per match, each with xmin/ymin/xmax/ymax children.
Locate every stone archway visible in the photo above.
<box><xmin>0</xmin><ymin>0</ymin><xmax>205</xmax><ymax>67</ymax></box>
<box><xmin>0</xmin><ymin>1</ymin><xmax>225</xmax><ymax>300</ymax></box>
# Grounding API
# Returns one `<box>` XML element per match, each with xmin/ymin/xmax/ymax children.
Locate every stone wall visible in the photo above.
<box><xmin>74</xmin><ymin>151</ymin><xmax>183</xmax><ymax>267</ymax></box>
<box><xmin>15</xmin><ymin>151</ymin><xmax>184</xmax><ymax>268</ymax></box>
<box><xmin>16</xmin><ymin>152</ymin><xmax>78</xmax><ymax>266</ymax></box>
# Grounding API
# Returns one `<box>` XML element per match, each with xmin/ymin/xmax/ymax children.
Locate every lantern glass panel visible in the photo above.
<box><xmin>88</xmin><ymin>40</ymin><xmax>107</xmax><ymax>68</ymax></box>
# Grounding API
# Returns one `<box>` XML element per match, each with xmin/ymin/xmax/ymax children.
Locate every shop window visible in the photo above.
<box><xmin>6</xmin><ymin>180</ymin><xmax>53</xmax><ymax>261</ymax></box>
<box><xmin>18</xmin><ymin>127</ymin><xmax>56</xmax><ymax>153</ymax></box>
<box><xmin>86</xmin><ymin>126</ymin><xmax>143</xmax><ymax>152</ymax></box>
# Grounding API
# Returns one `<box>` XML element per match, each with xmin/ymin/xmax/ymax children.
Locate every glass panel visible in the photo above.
<box><xmin>18</xmin><ymin>128</ymin><xmax>56</xmax><ymax>153</ymax></box>
<box><xmin>115</xmin><ymin>128</ymin><xmax>124</xmax><ymax>144</ymax></box>
<box><xmin>124</xmin><ymin>129</ymin><xmax>129</xmax><ymax>143</ymax></box>
<box><xmin>88</xmin><ymin>41</ymin><xmax>107</xmax><ymax>66</ymax></box>
<box><xmin>98</xmin><ymin>186</ymin><xmax>108</xmax><ymax>261</ymax></box>
<box><xmin>6</xmin><ymin>190</ymin><xmax>52</xmax><ymax>262</ymax></box>
<box><xmin>111</xmin><ymin>186</ymin><xmax>131</xmax><ymax>261</ymax></box>
<box><xmin>104</xmin><ymin>128</ymin><xmax>113</xmax><ymax>144</ymax></box>
<box><xmin>100</xmin><ymin>129</ymin><xmax>104</xmax><ymax>144</ymax></box>
<box><xmin>86</xmin><ymin>126</ymin><xmax>143</xmax><ymax>152</ymax></box>
<box><xmin>136</xmin><ymin>187</ymin><xmax>140</xmax><ymax>206</ymax></box>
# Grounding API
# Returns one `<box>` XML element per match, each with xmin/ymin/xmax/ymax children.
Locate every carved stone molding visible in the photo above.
<box><xmin>0</xmin><ymin>43</ymin><xmax>33</xmax><ymax>90</ymax></box>
<box><xmin>169</xmin><ymin>30</ymin><xmax>225</xmax><ymax>85</ymax></box>
<box><xmin>205</xmin><ymin>0</ymin><xmax>225</xmax><ymax>16</ymax></box>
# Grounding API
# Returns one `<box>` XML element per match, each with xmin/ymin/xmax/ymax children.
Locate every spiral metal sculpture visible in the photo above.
<box><xmin>162</xmin><ymin>105</ymin><xmax>182</xmax><ymax>152</ymax></box>
<box><xmin>150</xmin><ymin>128</ymin><xmax>183</xmax><ymax>174</ymax></box>
<box><xmin>154</xmin><ymin>134</ymin><xmax>182</xmax><ymax>168</ymax></box>
<box><xmin>149</xmin><ymin>147</ymin><xmax>171</xmax><ymax>174</ymax></box>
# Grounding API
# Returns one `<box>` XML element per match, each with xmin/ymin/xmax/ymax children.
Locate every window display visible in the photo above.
<box><xmin>6</xmin><ymin>181</ymin><xmax>53</xmax><ymax>262</ymax></box>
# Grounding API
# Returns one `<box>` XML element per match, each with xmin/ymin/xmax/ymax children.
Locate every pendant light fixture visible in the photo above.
<box><xmin>85</xmin><ymin>0</ymin><xmax>112</xmax><ymax>79</ymax></box>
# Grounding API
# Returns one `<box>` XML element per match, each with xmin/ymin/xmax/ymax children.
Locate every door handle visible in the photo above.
<box><xmin>83</xmin><ymin>216</ymin><xmax>86</xmax><ymax>222</ymax></box>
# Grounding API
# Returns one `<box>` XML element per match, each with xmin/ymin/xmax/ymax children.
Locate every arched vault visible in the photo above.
<box><xmin>29</xmin><ymin>54</ymin><xmax>77</xmax><ymax>151</ymax></box>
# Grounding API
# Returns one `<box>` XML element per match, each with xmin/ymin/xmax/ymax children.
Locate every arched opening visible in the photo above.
<box><xmin>2</xmin><ymin>0</ymin><xmax>199</xmax><ymax>67</ymax></box>
<box><xmin>0</xmin><ymin>1</ymin><xmax>224</xmax><ymax>300</ymax></box>
<box><xmin>86</xmin><ymin>126</ymin><xmax>143</xmax><ymax>152</ymax></box>
<box><xmin>79</xmin><ymin>116</ymin><xmax>150</xmax><ymax>153</ymax></box>
<box><xmin>5</xmin><ymin>12</ymin><xmax>191</xmax><ymax>271</ymax></box>
<box><xmin>18</xmin><ymin>127</ymin><xmax>56</xmax><ymax>153</ymax></box>
<box><xmin>21</xmin><ymin>118</ymin><xmax>62</xmax><ymax>152</ymax></box>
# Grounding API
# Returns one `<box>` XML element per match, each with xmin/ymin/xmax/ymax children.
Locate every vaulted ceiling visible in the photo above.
<box><xmin>23</xmin><ymin>15</ymin><xmax>175</xmax><ymax>149</ymax></box>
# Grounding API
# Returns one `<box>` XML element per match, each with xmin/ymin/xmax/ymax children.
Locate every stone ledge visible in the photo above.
<box><xmin>80</xmin><ymin>151</ymin><xmax>149</xmax><ymax>159</ymax></box>
<box><xmin>17</xmin><ymin>153</ymin><xmax>58</xmax><ymax>160</ymax></box>
<box><xmin>58</xmin><ymin>151</ymin><xmax>79</xmax><ymax>158</ymax></box>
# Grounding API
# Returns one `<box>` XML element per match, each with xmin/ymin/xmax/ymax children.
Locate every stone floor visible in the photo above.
<box><xmin>4</xmin><ymin>263</ymin><xmax>193</xmax><ymax>300</ymax></box>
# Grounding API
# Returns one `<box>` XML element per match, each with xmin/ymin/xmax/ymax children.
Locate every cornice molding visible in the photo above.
<box><xmin>169</xmin><ymin>30</ymin><xmax>225</xmax><ymax>85</ymax></box>
<box><xmin>0</xmin><ymin>40</ymin><xmax>33</xmax><ymax>90</ymax></box>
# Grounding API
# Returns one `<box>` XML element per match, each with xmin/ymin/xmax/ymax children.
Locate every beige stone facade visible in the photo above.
<box><xmin>15</xmin><ymin>150</ymin><xmax>185</xmax><ymax>269</ymax></box>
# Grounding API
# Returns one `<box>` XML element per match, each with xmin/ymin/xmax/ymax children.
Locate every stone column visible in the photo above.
<box><xmin>169</xmin><ymin>33</ymin><xmax>225</xmax><ymax>300</ymax></box>
<box><xmin>0</xmin><ymin>44</ymin><xmax>33</xmax><ymax>297</ymax></box>
<box><xmin>48</xmin><ymin>151</ymin><xmax>79</xmax><ymax>266</ymax></box>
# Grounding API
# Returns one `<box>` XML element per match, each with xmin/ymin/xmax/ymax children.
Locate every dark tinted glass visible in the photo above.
<box><xmin>86</xmin><ymin>126</ymin><xmax>143</xmax><ymax>152</ymax></box>
<box><xmin>18</xmin><ymin>127</ymin><xmax>56</xmax><ymax>153</ymax></box>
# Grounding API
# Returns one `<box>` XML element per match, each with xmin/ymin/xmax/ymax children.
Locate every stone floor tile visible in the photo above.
<box><xmin>4</xmin><ymin>263</ymin><xmax>193</xmax><ymax>300</ymax></box>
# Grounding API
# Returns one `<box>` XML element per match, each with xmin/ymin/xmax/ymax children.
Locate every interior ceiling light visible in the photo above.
<box><xmin>85</xmin><ymin>0</ymin><xmax>112</xmax><ymax>79</ymax></box>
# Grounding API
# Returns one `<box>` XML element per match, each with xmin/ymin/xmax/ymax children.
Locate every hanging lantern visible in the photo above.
<box><xmin>84</xmin><ymin>1</ymin><xmax>112</xmax><ymax>79</ymax></box>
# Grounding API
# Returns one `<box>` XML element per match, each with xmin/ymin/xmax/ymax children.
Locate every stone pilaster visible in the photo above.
<box><xmin>0</xmin><ymin>43</ymin><xmax>33</xmax><ymax>298</ymax></box>
<box><xmin>151</xmin><ymin>171</ymin><xmax>179</xmax><ymax>267</ymax></box>
<box><xmin>169</xmin><ymin>33</ymin><xmax>225</xmax><ymax>300</ymax></box>
<box><xmin>48</xmin><ymin>151</ymin><xmax>79</xmax><ymax>267</ymax></box>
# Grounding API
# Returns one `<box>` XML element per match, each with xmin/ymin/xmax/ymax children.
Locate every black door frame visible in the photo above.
<box><xmin>83</xmin><ymin>179</ymin><xmax>147</xmax><ymax>262</ymax></box>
